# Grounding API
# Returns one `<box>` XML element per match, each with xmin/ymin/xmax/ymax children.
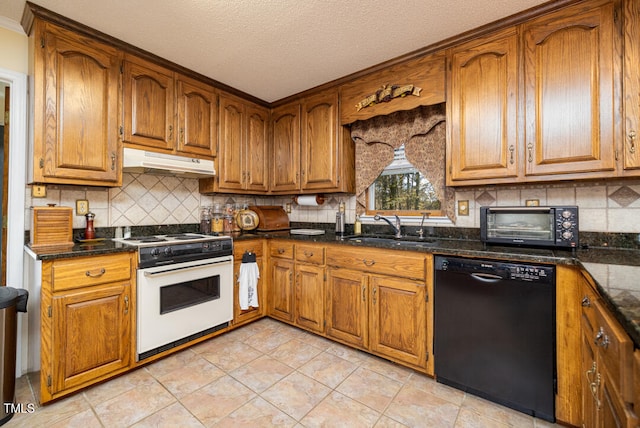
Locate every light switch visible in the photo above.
<box><xmin>76</xmin><ymin>199</ymin><xmax>89</xmax><ymax>216</ymax></box>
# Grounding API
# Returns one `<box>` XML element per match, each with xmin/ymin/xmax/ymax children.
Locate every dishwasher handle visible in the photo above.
<box><xmin>471</xmin><ymin>272</ymin><xmax>504</xmax><ymax>282</ymax></box>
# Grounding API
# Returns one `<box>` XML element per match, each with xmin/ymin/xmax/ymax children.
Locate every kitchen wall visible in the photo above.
<box><xmin>24</xmin><ymin>173</ymin><xmax>640</xmax><ymax>234</ymax></box>
<box><xmin>0</xmin><ymin>26</ymin><xmax>28</xmax><ymax>74</ymax></box>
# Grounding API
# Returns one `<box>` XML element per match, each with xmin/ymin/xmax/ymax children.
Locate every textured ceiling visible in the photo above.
<box><xmin>0</xmin><ymin>0</ymin><xmax>550</xmax><ymax>102</ymax></box>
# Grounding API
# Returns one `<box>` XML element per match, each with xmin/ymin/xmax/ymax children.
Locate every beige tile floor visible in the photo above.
<box><xmin>8</xmin><ymin>318</ymin><xmax>562</xmax><ymax>427</ymax></box>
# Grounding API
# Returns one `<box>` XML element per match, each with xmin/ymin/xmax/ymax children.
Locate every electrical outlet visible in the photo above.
<box><xmin>76</xmin><ymin>199</ymin><xmax>89</xmax><ymax>216</ymax></box>
<box><xmin>458</xmin><ymin>200</ymin><xmax>469</xmax><ymax>216</ymax></box>
<box><xmin>285</xmin><ymin>203</ymin><xmax>292</xmax><ymax>213</ymax></box>
<box><xmin>31</xmin><ymin>185</ymin><xmax>47</xmax><ymax>198</ymax></box>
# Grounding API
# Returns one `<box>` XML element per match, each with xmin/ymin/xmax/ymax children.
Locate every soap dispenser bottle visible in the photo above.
<box><xmin>354</xmin><ymin>215</ymin><xmax>362</xmax><ymax>235</ymax></box>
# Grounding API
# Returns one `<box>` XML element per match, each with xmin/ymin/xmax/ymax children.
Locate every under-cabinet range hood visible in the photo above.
<box><xmin>122</xmin><ymin>148</ymin><xmax>215</xmax><ymax>177</ymax></box>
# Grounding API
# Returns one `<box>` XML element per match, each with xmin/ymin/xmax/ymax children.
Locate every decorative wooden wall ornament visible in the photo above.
<box><xmin>355</xmin><ymin>84</ymin><xmax>422</xmax><ymax>111</ymax></box>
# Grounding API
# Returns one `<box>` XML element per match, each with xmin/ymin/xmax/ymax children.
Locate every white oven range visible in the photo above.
<box><xmin>114</xmin><ymin>233</ymin><xmax>233</xmax><ymax>361</ymax></box>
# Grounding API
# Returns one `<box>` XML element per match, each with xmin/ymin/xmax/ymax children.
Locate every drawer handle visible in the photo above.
<box><xmin>594</xmin><ymin>327</ymin><xmax>609</xmax><ymax>349</ymax></box>
<box><xmin>581</xmin><ymin>296</ymin><xmax>591</xmax><ymax>307</ymax></box>
<box><xmin>86</xmin><ymin>268</ymin><xmax>106</xmax><ymax>278</ymax></box>
<box><xmin>363</xmin><ymin>259</ymin><xmax>376</xmax><ymax>266</ymax></box>
<box><xmin>303</xmin><ymin>251</ymin><xmax>314</xmax><ymax>257</ymax></box>
<box><xmin>278</xmin><ymin>248</ymin><xmax>286</xmax><ymax>254</ymax></box>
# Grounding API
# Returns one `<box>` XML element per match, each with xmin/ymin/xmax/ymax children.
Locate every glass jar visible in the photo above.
<box><xmin>199</xmin><ymin>207</ymin><xmax>211</xmax><ymax>234</ymax></box>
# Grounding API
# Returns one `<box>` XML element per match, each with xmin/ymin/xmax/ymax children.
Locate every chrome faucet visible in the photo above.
<box><xmin>417</xmin><ymin>212</ymin><xmax>430</xmax><ymax>239</ymax></box>
<box><xmin>374</xmin><ymin>214</ymin><xmax>402</xmax><ymax>238</ymax></box>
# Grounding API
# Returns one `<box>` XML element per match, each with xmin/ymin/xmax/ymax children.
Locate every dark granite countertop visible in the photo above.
<box><xmin>236</xmin><ymin>230</ymin><xmax>640</xmax><ymax>348</ymax></box>
<box><xmin>24</xmin><ymin>239</ymin><xmax>137</xmax><ymax>260</ymax></box>
<box><xmin>26</xmin><ymin>226</ymin><xmax>640</xmax><ymax>348</ymax></box>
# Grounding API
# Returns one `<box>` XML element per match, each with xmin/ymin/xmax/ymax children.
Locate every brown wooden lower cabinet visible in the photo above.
<box><xmin>40</xmin><ymin>252</ymin><xmax>135</xmax><ymax>403</ymax></box>
<box><xmin>232</xmin><ymin>240</ymin><xmax>265</xmax><ymax>326</ymax></box>
<box><xmin>294</xmin><ymin>263</ymin><xmax>325</xmax><ymax>333</ymax></box>
<box><xmin>580</xmin><ymin>271</ymin><xmax>638</xmax><ymax>428</ymax></box>
<box><xmin>325</xmin><ymin>267</ymin><xmax>368</xmax><ymax>349</ymax></box>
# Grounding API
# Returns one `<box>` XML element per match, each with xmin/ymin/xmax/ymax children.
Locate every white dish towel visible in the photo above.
<box><xmin>238</xmin><ymin>254</ymin><xmax>259</xmax><ymax>310</ymax></box>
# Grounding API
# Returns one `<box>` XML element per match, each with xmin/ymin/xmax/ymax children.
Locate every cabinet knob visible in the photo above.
<box><xmin>303</xmin><ymin>251</ymin><xmax>314</xmax><ymax>257</ymax></box>
<box><xmin>581</xmin><ymin>296</ymin><xmax>591</xmax><ymax>307</ymax></box>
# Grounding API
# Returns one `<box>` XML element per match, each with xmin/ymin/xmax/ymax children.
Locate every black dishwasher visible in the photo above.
<box><xmin>434</xmin><ymin>256</ymin><xmax>555</xmax><ymax>422</ymax></box>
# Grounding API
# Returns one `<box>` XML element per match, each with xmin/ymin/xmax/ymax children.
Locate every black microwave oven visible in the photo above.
<box><xmin>480</xmin><ymin>206</ymin><xmax>579</xmax><ymax>249</ymax></box>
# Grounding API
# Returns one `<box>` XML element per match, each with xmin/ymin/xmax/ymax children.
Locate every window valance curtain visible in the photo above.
<box><xmin>350</xmin><ymin>103</ymin><xmax>455</xmax><ymax>221</ymax></box>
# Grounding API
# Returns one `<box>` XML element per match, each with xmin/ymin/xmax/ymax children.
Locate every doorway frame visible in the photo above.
<box><xmin>0</xmin><ymin>67</ymin><xmax>27</xmax><ymax>375</ymax></box>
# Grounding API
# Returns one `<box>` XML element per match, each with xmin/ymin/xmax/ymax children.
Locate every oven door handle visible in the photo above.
<box><xmin>143</xmin><ymin>258</ymin><xmax>232</xmax><ymax>277</ymax></box>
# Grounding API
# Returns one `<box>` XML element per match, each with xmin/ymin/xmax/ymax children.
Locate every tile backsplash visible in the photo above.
<box><xmin>24</xmin><ymin>173</ymin><xmax>640</xmax><ymax>234</ymax></box>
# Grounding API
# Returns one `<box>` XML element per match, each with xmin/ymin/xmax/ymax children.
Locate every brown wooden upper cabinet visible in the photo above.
<box><xmin>31</xmin><ymin>21</ymin><xmax>122</xmax><ymax>186</ymax></box>
<box><xmin>200</xmin><ymin>93</ymin><xmax>269</xmax><ymax>193</ymax></box>
<box><xmin>523</xmin><ymin>0</ymin><xmax>618</xmax><ymax>178</ymax></box>
<box><xmin>623</xmin><ymin>0</ymin><xmax>640</xmax><ymax>174</ymax></box>
<box><xmin>447</xmin><ymin>0</ymin><xmax>621</xmax><ymax>186</ymax></box>
<box><xmin>447</xmin><ymin>27</ymin><xmax>519</xmax><ymax>184</ymax></box>
<box><xmin>271</xmin><ymin>103</ymin><xmax>301</xmax><ymax>192</ymax></box>
<box><xmin>123</xmin><ymin>54</ymin><xmax>217</xmax><ymax>158</ymax></box>
<box><xmin>270</xmin><ymin>87</ymin><xmax>355</xmax><ymax>194</ymax></box>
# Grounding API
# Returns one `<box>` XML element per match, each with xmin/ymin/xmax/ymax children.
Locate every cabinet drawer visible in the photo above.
<box><xmin>594</xmin><ymin>300</ymin><xmax>634</xmax><ymax>402</ymax></box>
<box><xmin>327</xmin><ymin>246</ymin><xmax>425</xmax><ymax>280</ymax></box>
<box><xmin>269</xmin><ymin>241</ymin><xmax>294</xmax><ymax>259</ymax></box>
<box><xmin>296</xmin><ymin>244</ymin><xmax>325</xmax><ymax>265</ymax></box>
<box><xmin>51</xmin><ymin>253</ymin><xmax>133</xmax><ymax>291</ymax></box>
<box><xmin>580</xmin><ymin>273</ymin><xmax>599</xmax><ymax>331</ymax></box>
<box><xmin>234</xmin><ymin>239</ymin><xmax>264</xmax><ymax>258</ymax></box>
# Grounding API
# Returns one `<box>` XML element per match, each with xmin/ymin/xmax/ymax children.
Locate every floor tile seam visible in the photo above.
<box><xmin>175</xmin><ymin>387</ymin><xmax>253</xmax><ymax>427</ymax></box>
<box><xmin>80</xmin><ymin>390</ymin><xmax>112</xmax><ymax>428</ymax></box>
<box><xmin>292</xmin><ymin>355</ymin><xmax>360</xmax><ymax>390</ymax></box>
<box><xmin>459</xmin><ymin>392</ymin><xmax>536</xmax><ymax>428</ymax></box>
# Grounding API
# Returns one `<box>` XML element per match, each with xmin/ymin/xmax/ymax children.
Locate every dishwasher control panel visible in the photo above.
<box><xmin>435</xmin><ymin>257</ymin><xmax>555</xmax><ymax>284</ymax></box>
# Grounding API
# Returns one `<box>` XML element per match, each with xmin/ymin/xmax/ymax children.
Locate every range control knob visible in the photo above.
<box><xmin>150</xmin><ymin>248</ymin><xmax>160</xmax><ymax>257</ymax></box>
<box><xmin>561</xmin><ymin>210</ymin><xmax>573</xmax><ymax>219</ymax></box>
<box><xmin>562</xmin><ymin>231</ymin><xmax>574</xmax><ymax>240</ymax></box>
<box><xmin>163</xmin><ymin>247</ymin><xmax>173</xmax><ymax>256</ymax></box>
<box><xmin>562</xmin><ymin>221</ymin><xmax>573</xmax><ymax>229</ymax></box>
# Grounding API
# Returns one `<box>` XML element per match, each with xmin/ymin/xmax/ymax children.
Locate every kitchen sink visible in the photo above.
<box><xmin>344</xmin><ymin>235</ymin><xmax>439</xmax><ymax>249</ymax></box>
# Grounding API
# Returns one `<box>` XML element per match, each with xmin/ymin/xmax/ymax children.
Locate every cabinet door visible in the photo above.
<box><xmin>623</xmin><ymin>0</ymin><xmax>640</xmax><ymax>172</ymax></box>
<box><xmin>523</xmin><ymin>0</ymin><xmax>617</xmax><ymax>178</ymax></box>
<box><xmin>295</xmin><ymin>263</ymin><xmax>325</xmax><ymax>333</ymax></box>
<box><xmin>269</xmin><ymin>258</ymin><xmax>295</xmax><ymax>322</ymax></box>
<box><xmin>271</xmin><ymin>103</ymin><xmax>301</xmax><ymax>192</ymax></box>
<box><xmin>123</xmin><ymin>57</ymin><xmax>175</xmax><ymax>151</ymax></box>
<box><xmin>448</xmin><ymin>27</ymin><xmax>519</xmax><ymax>184</ymax></box>
<box><xmin>600</xmin><ymin>369</ymin><xmax>638</xmax><ymax>428</ymax></box>
<box><xmin>218</xmin><ymin>95</ymin><xmax>245</xmax><ymax>191</ymax></box>
<box><xmin>233</xmin><ymin>257</ymin><xmax>264</xmax><ymax>325</ymax></box>
<box><xmin>176</xmin><ymin>76</ymin><xmax>217</xmax><ymax>157</ymax></box>
<box><xmin>582</xmin><ymin>316</ymin><xmax>600</xmax><ymax>428</ymax></box>
<box><xmin>369</xmin><ymin>275</ymin><xmax>427</xmax><ymax>368</ymax></box>
<box><xmin>301</xmin><ymin>89</ymin><xmax>339</xmax><ymax>191</ymax></box>
<box><xmin>245</xmin><ymin>105</ymin><xmax>270</xmax><ymax>192</ymax></box>
<box><xmin>50</xmin><ymin>283</ymin><xmax>131</xmax><ymax>394</ymax></box>
<box><xmin>38</xmin><ymin>25</ymin><xmax>120</xmax><ymax>184</ymax></box>
<box><xmin>325</xmin><ymin>268</ymin><xmax>368</xmax><ymax>349</ymax></box>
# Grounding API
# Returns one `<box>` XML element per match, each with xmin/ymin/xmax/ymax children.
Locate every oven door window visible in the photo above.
<box><xmin>486</xmin><ymin>211</ymin><xmax>553</xmax><ymax>241</ymax></box>
<box><xmin>160</xmin><ymin>275</ymin><xmax>221</xmax><ymax>314</ymax></box>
